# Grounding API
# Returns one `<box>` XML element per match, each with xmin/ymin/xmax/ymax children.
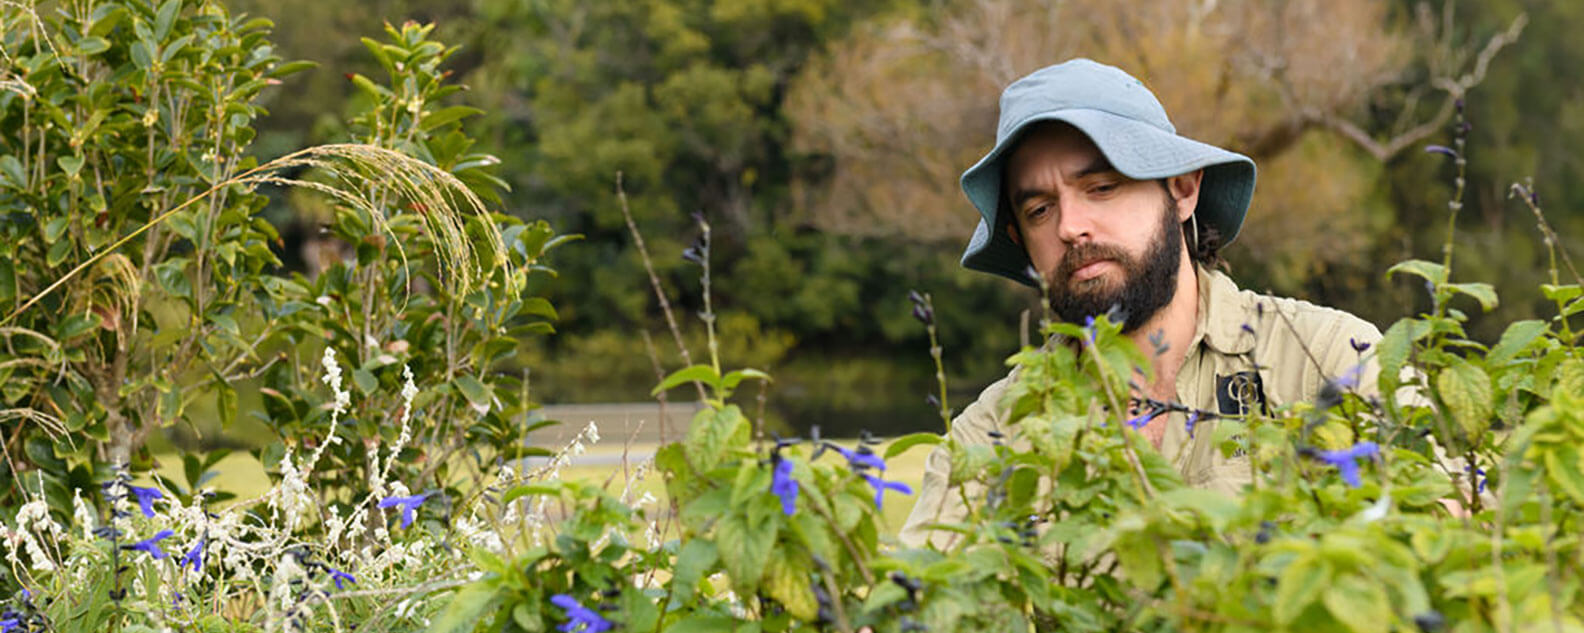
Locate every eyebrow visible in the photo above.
<box><xmin>1007</xmin><ymin>156</ymin><xmax>1119</xmax><ymax>209</ymax></box>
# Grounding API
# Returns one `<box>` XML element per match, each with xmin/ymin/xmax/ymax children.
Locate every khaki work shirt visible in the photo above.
<box><xmin>900</xmin><ymin>267</ymin><xmax>1384</xmax><ymax>547</ymax></box>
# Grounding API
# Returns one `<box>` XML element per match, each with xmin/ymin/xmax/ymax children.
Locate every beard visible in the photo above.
<box><xmin>1045</xmin><ymin>197</ymin><xmax>1183</xmax><ymax>333</ymax></box>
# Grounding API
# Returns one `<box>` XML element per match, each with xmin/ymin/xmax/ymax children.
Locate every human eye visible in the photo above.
<box><xmin>1024</xmin><ymin>203</ymin><xmax>1051</xmax><ymax>221</ymax></box>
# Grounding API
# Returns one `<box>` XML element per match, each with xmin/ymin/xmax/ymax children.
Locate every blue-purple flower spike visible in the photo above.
<box><xmin>378</xmin><ymin>492</ymin><xmax>435</xmax><ymax>529</ymax></box>
<box><xmin>1316</xmin><ymin>441</ymin><xmax>1381</xmax><ymax>488</ymax></box>
<box><xmin>328</xmin><ymin>566</ymin><xmax>357</xmax><ymax>590</ymax></box>
<box><xmin>550</xmin><ymin>594</ymin><xmax>614</xmax><ymax>633</ymax></box>
<box><xmin>128</xmin><ymin>485</ymin><xmax>163</xmax><ymax>518</ymax></box>
<box><xmin>1185</xmin><ymin>412</ymin><xmax>1200</xmax><ymax>439</ymax></box>
<box><xmin>124</xmin><ymin>530</ymin><xmax>175</xmax><ymax>559</ymax></box>
<box><xmin>832</xmin><ymin>445</ymin><xmax>886</xmax><ymax>472</ymax></box>
<box><xmin>862</xmin><ymin>474</ymin><xmax>913</xmax><ymax>510</ymax></box>
<box><xmin>180</xmin><ymin>536</ymin><xmax>205</xmax><ymax>572</ymax></box>
<box><xmin>770</xmin><ymin>457</ymin><xmax>799</xmax><ymax>516</ymax></box>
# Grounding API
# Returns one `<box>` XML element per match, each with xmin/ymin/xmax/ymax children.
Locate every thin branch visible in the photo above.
<box><xmin>615</xmin><ymin>172</ymin><xmax>709</xmax><ymax>403</ymax></box>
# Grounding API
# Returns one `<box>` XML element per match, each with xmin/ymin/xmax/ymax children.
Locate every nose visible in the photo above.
<box><xmin>1054</xmin><ymin>197</ymin><xmax>1099</xmax><ymax>244</ymax></box>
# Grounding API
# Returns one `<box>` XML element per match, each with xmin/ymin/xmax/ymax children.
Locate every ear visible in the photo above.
<box><xmin>1004</xmin><ymin>220</ymin><xmax>1023</xmax><ymax>246</ymax></box>
<box><xmin>1166</xmin><ymin>169</ymin><xmax>1204</xmax><ymax>223</ymax></box>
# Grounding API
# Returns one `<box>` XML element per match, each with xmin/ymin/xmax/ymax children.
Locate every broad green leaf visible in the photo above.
<box><xmin>153</xmin><ymin>0</ymin><xmax>181</xmax><ymax>41</ymax></box>
<box><xmin>861</xmin><ymin>580</ymin><xmax>908</xmax><ymax>613</ymax></box>
<box><xmin>719</xmin><ymin>368</ymin><xmax>771</xmax><ymax>393</ymax></box>
<box><xmin>56</xmin><ymin>313</ymin><xmax>99</xmax><ymax>341</ymax></box>
<box><xmin>1436</xmin><ymin>358</ymin><xmax>1492</xmax><ymax>438</ymax></box>
<box><xmin>452</xmin><ymin>375</ymin><xmax>490</xmax><ymax>408</ymax></box>
<box><xmin>1274</xmin><ymin>551</ymin><xmax>1329</xmax><ymax>625</ymax></box>
<box><xmin>653</xmin><ymin>364</ymin><xmax>720</xmax><ymax>396</ymax></box>
<box><xmin>884</xmin><ymin>431</ymin><xmax>943</xmax><ymax>459</ymax></box>
<box><xmin>1386</xmin><ymin>259</ymin><xmax>1447</xmax><ymax>285</ymax></box>
<box><xmin>422</xmin><ymin>105</ymin><xmax>485</xmax><ymax>131</ymax></box>
<box><xmin>684</xmin><ymin>405</ymin><xmax>748</xmax><ymax>473</ymax></box>
<box><xmin>1377</xmin><ymin>319</ymin><xmax>1430</xmax><ymax>394</ymax></box>
<box><xmin>1488</xmin><ymin>320</ymin><xmax>1547</xmax><ymax>365</ymax></box>
<box><xmin>763</xmin><ymin>549</ymin><xmax>817</xmax><ymax>621</ymax></box>
<box><xmin>1544</xmin><ymin>444</ymin><xmax>1584</xmax><ymax>507</ymax></box>
<box><xmin>1540</xmin><ymin>284</ymin><xmax>1582</xmax><ymax>304</ymax></box>
<box><xmin>716</xmin><ymin>511</ymin><xmax>775</xmax><ymax>593</ymax></box>
<box><xmin>1322</xmin><ymin>574</ymin><xmax>1392</xmax><ymax>633</ymax></box>
<box><xmin>0</xmin><ymin>155</ymin><xmax>22</xmax><ymax>189</ymax></box>
<box><xmin>669</xmin><ymin>540</ymin><xmax>718</xmax><ymax>604</ymax></box>
<box><xmin>1445</xmin><ymin>282</ymin><xmax>1498</xmax><ymax>311</ymax></box>
<box><xmin>425</xmin><ymin>581</ymin><xmax>500</xmax><ymax>633</ymax></box>
<box><xmin>520</xmin><ymin>296</ymin><xmax>557</xmax><ymax>320</ymax></box>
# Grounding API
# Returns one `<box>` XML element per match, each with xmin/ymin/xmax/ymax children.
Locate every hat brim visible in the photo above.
<box><xmin>960</xmin><ymin>108</ymin><xmax>1256</xmax><ymax>286</ymax></box>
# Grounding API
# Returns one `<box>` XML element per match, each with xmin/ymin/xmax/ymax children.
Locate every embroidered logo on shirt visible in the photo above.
<box><xmin>1216</xmin><ymin>371</ymin><xmax>1268</xmax><ymax>417</ymax></box>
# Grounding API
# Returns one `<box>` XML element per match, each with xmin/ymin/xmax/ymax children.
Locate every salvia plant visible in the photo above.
<box><xmin>3</xmin><ymin>1</ymin><xmax>1584</xmax><ymax>632</ymax></box>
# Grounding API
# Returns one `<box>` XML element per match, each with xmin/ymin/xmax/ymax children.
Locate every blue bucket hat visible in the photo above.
<box><xmin>960</xmin><ymin>58</ymin><xmax>1257</xmax><ymax>286</ymax></box>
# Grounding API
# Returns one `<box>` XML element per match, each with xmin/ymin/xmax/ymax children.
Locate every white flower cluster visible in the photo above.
<box><xmin>0</xmin><ymin>498</ymin><xmax>62</xmax><ymax>572</ymax></box>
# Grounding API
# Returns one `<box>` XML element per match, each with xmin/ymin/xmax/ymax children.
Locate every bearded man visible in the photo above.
<box><xmin>900</xmin><ymin>59</ymin><xmax>1383</xmax><ymax>546</ymax></box>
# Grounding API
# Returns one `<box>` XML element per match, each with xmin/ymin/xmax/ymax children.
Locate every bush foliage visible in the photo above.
<box><xmin>2</xmin><ymin>1</ymin><xmax>1583</xmax><ymax>632</ymax></box>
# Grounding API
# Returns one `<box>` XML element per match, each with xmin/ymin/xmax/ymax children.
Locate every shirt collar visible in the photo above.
<box><xmin>1192</xmin><ymin>266</ymin><xmax>1257</xmax><ymax>356</ymax></box>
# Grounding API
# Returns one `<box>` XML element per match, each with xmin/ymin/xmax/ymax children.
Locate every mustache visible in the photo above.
<box><xmin>1054</xmin><ymin>242</ymin><xmax>1130</xmax><ymax>283</ymax></box>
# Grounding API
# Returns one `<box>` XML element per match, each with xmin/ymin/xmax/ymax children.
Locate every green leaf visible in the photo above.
<box><xmin>57</xmin><ymin>155</ymin><xmax>85</xmax><ymax>177</ymax></box>
<box><xmin>1386</xmin><ymin>259</ymin><xmax>1447</xmax><ymax>286</ymax></box>
<box><xmin>669</xmin><ymin>540</ymin><xmax>718</xmax><ymax>604</ymax></box>
<box><xmin>352</xmin><ymin>369</ymin><xmax>377</xmax><ymax>395</ymax></box>
<box><xmin>1540</xmin><ymin>284</ymin><xmax>1582</xmax><ymax>304</ymax></box>
<box><xmin>1544</xmin><ymin>443</ymin><xmax>1584</xmax><ymax>507</ymax></box>
<box><xmin>153</xmin><ymin>0</ymin><xmax>181</xmax><ymax>41</ymax></box>
<box><xmin>1445</xmin><ymin>282</ymin><xmax>1498</xmax><ymax>311</ymax></box>
<box><xmin>666</xmin><ymin>616</ymin><xmax>741</xmax><ymax>633</ymax></box>
<box><xmin>56</xmin><ymin>312</ymin><xmax>99</xmax><ymax>341</ymax></box>
<box><xmin>719</xmin><ymin>368</ymin><xmax>770</xmax><ymax>393</ymax></box>
<box><xmin>1274</xmin><ymin>552</ymin><xmax>1329</xmax><ymax>625</ymax></box>
<box><xmin>0</xmin><ymin>155</ymin><xmax>22</xmax><ymax>189</ymax></box>
<box><xmin>1377</xmin><ymin>319</ymin><xmax>1430</xmax><ymax>394</ymax></box>
<box><xmin>652</xmin><ymin>364</ymin><xmax>720</xmax><ymax>396</ymax></box>
<box><xmin>716</xmin><ymin>511</ymin><xmax>775</xmax><ymax>593</ymax></box>
<box><xmin>268</xmin><ymin>60</ymin><xmax>318</xmax><ymax>79</ymax></box>
<box><xmin>684</xmin><ymin>405</ymin><xmax>748</xmax><ymax>472</ymax></box>
<box><xmin>1489</xmin><ymin>320</ymin><xmax>1548</xmax><ymax>365</ymax></box>
<box><xmin>883</xmin><ymin>432</ymin><xmax>943</xmax><ymax>459</ymax></box>
<box><xmin>520</xmin><ymin>296</ymin><xmax>557</xmax><ymax>320</ymax></box>
<box><xmin>1322</xmin><ymin>574</ymin><xmax>1391</xmax><ymax>633</ymax></box>
<box><xmin>1436</xmin><ymin>358</ymin><xmax>1492</xmax><ymax>438</ymax></box>
<box><xmin>422</xmin><ymin>105</ymin><xmax>485</xmax><ymax>131</ymax></box>
<box><xmin>453</xmin><ymin>375</ymin><xmax>490</xmax><ymax>409</ymax></box>
<box><xmin>764</xmin><ymin>548</ymin><xmax>817</xmax><ymax>621</ymax></box>
<box><xmin>425</xmin><ymin>581</ymin><xmax>500</xmax><ymax>633</ymax></box>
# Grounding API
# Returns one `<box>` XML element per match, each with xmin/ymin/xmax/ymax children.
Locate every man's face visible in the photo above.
<box><xmin>1003</xmin><ymin>123</ymin><xmax>1194</xmax><ymax>331</ymax></box>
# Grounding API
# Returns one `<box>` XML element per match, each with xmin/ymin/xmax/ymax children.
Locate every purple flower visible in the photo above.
<box><xmin>1316</xmin><ymin>441</ymin><xmax>1380</xmax><ymax>488</ymax></box>
<box><xmin>862</xmin><ymin>474</ymin><xmax>913</xmax><ymax>510</ymax></box>
<box><xmin>1185</xmin><ymin>412</ymin><xmax>1200</xmax><ymax>439</ymax></box>
<box><xmin>1</xmin><ymin>617</ymin><xmax>20</xmax><ymax>632</ymax></box>
<box><xmin>550</xmin><ymin>594</ymin><xmax>613</xmax><ymax>633</ymax></box>
<box><xmin>128</xmin><ymin>485</ymin><xmax>162</xmax><ymax>518</ymax></box>
<box><xmin>1467</xmin><ymin>464</ymin><xmax>1487</xmax><ymax>494</ymax></box>
<box><xmin>770</xmin><ymin>457</ymin><xmax>798</xmax><ymax>516</ymax></box>
<box><xmin>378</xmin><ymin>492</ymin><xmax>435</xmax><ymax>529</ymax></box>
<box><xmin>1425</xmin><ymin>145</ymin><xmax>1460</xmax><ymax>159</ymax></box>
<box><xmin>327</xmin><ymin>566</ymin><xmax>356</xmax><ymax>590</ymax></box>
<box><xmin>180</xmin><ymin>536</ymin><xmax>205</xmax><ymax>572</ymax></box>
<box><xmin>832</xmin><ymin>445</ymin><xmax>886</xmax><ymax>472</ymax></box>
<box><xmin>1124</xmin><ymin>413</ymin><xmax>1149</xmax><ymax>430</ymax></box>
<box><xmin>1349</xmin><ymin>338</ymin><xmax>1371</xmax><ymax>353</ymax></box>
<box><xmin>123</xmin><ymin>530</ymin><xmax>175</xmax><ymax>559</ymax></box>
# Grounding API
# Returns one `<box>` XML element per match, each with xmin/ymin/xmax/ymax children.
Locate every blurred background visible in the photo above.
<box><xmin>230</xmin><ymin>0</ymin><xmax>1576</xmax><ymax>438</ymax></box>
